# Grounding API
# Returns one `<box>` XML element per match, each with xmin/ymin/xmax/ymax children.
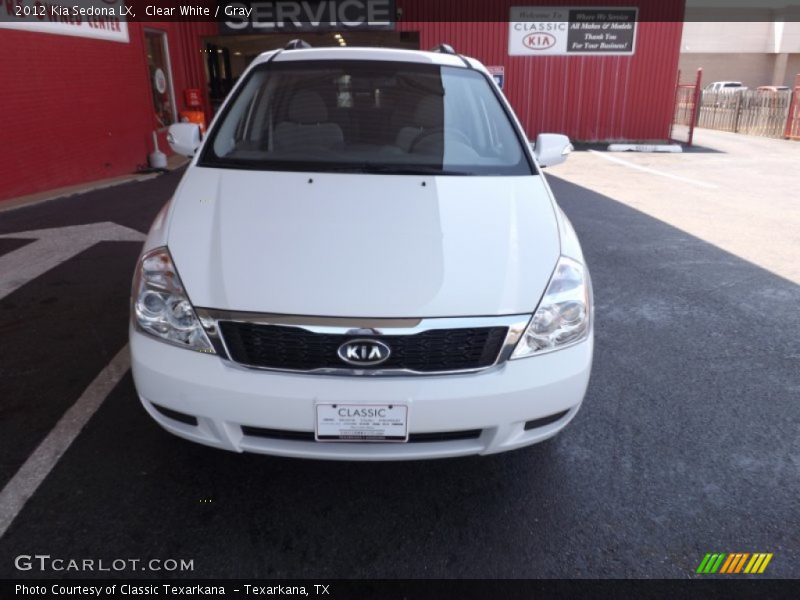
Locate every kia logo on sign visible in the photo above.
<box><xmin>523</xmin><ymin>32</ymin><xmax>557</xmax><ymax>50</ymax></box>
<box><xmin>337</xmin><ymin>339</ymin><xmax>391</xmax><ymax>366</ymax></box>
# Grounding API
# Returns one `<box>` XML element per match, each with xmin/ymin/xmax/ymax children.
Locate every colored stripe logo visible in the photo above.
<box><xmin>696</xmin><ymin>553</ymin><xmax>773</xmax><ymax>574</ymax></box>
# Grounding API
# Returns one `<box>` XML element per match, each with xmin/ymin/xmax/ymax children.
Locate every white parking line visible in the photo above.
<box><xmin>0</xmin><ymin>222</ymin><xmax>145</xmax><ymax>301</ymax></box>
<box><xmin>0</xmin><ymin>346</ymin><xmax>130</xmax><ymax>539</ymax></box>
<box><xmin>588</xmin><ymin>150</ymin><xmax>719</xmax><ymax>190</ymax></box>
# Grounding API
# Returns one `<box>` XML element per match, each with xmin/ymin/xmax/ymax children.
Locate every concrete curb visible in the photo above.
<box><xmin>607</xmin><ymin>143</ymin><xmax>683</xmax><ymax>153</ymax></box>
<box><xmin>0</xmin><ymin>156</ymin><xmax>189</xmax><ymax>214</ymax></box>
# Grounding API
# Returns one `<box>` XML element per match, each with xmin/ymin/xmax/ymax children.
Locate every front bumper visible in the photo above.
<box><xmin>130</xmin><ymin>327</ymin><xmax>593</xmax><ymax>460</ymax></box>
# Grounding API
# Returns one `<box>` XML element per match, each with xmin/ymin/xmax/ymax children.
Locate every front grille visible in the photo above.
<box><xmin>219</xmin><ymin>322</ymin><xmax>508</xmax><ymax>373</ymax></box>
<box><xmin>241</xmin><ymin>426</ymin><xmax>482</xmax><ymax>443</ymax></box>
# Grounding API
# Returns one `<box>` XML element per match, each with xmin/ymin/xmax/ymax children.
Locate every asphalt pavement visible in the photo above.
<box><xmin>0</xmin><ymin>154</ymin><xmax>798</xmax><ymax>578</ymax></box>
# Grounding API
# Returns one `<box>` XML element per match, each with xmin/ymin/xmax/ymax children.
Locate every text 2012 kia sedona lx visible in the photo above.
<box><xmin>130</xmin><ymin>43</ymin><xmax>593</xmax><ymax>460</ymax></box>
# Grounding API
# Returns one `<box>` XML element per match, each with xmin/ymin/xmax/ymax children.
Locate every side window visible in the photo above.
<box><xmin>213</xmin><ymin>71</ymin><xmax>269</xmax><ymax>157</ymax></box>
<box><xmin>241</xmin><ymin>78</ymin><xmax>276</xmax><ymax>147</ymax></box>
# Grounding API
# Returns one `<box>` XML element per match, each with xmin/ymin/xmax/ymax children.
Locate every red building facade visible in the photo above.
<box><xmin>0</xmin><ymin>1</ymin><xmax>684</xmax><ymax>203</ymax></box>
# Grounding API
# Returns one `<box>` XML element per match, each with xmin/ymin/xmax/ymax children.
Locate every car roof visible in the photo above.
<box><xmin>252</xmin><ymin>46</ymin><xmax>488</xmax><ymax>74</ymax></box>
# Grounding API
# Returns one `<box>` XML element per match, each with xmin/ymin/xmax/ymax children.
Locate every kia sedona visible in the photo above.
<box><xmin>130</xmin><ymin>43</ymin><xmax>593</xmax><ymax>460</ymax></box>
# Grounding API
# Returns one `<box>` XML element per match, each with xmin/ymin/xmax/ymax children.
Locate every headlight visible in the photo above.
<box><xmin>132</xmin><ymin>247</ymin><xmax>215</xmax><ymax>353</ymax></box>
<box><xmin>511</xmin><ymin>256</ymin><xmax>592</xmax><ymax>358</ymax></box>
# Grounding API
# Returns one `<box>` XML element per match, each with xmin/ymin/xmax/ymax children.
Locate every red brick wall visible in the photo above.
<box><xmin>0</xmin><ymin>22</ymin><xmax>215</xmax><ymax>203</ymax></box>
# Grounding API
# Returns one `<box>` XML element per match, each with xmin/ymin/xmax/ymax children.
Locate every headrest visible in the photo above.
<box><xmin>289</xmin><ymin>91</ymin><xmax>328</xmax><ymax>124</ymax></box>
<box><xmin>413</xmin><ymin>96</ymin><xmax>444</xmax><ymax>129</ymax></box>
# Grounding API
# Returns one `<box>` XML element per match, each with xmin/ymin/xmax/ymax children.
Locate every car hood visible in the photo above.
<box><xmin>167</xmin><ymin>167</ymin><xmax>560</xmax><ymax>317</ymax></box>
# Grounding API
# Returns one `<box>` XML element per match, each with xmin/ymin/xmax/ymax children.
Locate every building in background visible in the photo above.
<box><xmin>0</xmin><ymin>0</ymin><xmax>684</xmax><ymax>203</ymax></box>
<box><xmin>0</xmin><ymin>21</ymin><xmax>215</xmax><ymax>203</ymax></box>
<box><xmin>680</xmin><ymin>4</ymin><xmax>800</xmax><ymax>87</ymax></box>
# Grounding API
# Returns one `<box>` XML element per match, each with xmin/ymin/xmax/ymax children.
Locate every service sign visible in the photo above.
<box><xmin>219</xmin><ymin>0</ymin><xmax>396</xmax><ymax>34</ymax></box>
<box><xmin>0</xmin><ymin>0</ymin><xmax>129</xmax><ymax>43</ymax></box>
<box><xmin>509</xmin><ymin>6</ymin><xmax>637</xmax><ymax>56</ymax></box>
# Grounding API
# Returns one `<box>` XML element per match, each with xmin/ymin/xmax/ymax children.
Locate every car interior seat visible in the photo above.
<box><xmin>274</xmin><ymin>91</ymin><xmax>344</xmax><ymax>153</ymax></box>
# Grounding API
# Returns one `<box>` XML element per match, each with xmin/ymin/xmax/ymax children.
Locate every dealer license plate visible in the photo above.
<box><xmin>315</xmin><ymin>404</ymin><xmax>409</xmax><ymax>442</ymax></box>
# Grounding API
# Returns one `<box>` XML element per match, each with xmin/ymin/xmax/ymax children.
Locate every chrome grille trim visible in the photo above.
<box><xmin>195</xmin><ymin>308</ymin><xmax>531</xmax><ymax>377</ymax></box>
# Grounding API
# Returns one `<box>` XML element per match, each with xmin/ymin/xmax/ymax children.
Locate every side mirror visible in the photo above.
<box><xmin>167</xmin><ymin>123</ymin><xmax>202</xmax><ymax>157</ymax></box>
<box><xmin>532</xmin><ymin>133</ymin><xmax>574</xmax><ymax>168</ymax></box>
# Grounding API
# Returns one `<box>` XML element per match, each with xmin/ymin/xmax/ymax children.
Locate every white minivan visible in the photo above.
<box><xmin>130</xmin><ymin>43</ymin><xmax>593</xmax><ymax>460</ymax></box>
<box><xmin>705</xmin><ymin>81</ymin><xmax>747</xmax><ymax>93</ymax></box>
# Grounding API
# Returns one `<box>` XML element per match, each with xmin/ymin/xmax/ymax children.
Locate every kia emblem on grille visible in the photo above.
<box><xmin>337</xmin><ymin>339</ymin><xmax>391</xmax><ymax>366</ymax></box>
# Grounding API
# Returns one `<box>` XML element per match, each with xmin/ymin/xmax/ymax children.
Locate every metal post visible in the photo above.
<box><xmin>688</xmin><ymin>68</ymin><xmax>703</xmax><ymax>146</ymax></box>
<box><xmin>669</xmin><ymin>69</ymin><xmax>681</xmax><ymax>142</ymax></box>
<box><xmin>784</xmin><ymin>73</ymin><xmax>800</xmax><ymax>139</ymax></box>
<box><xmin>711</xmin><ymin>92</ymin><xmax>719</xmax><ymax>130</ymax></box>
<box><xmin>733</xmin><ymin>90</ymin><xmax>743</xmax><ymax>133</ymax></box>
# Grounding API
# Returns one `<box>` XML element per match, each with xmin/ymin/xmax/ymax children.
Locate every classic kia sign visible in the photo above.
<box><xmin>523</xmin><ymin>32</ymin><xmax>558</xmax><ymax>50</ymax></box>
<box><xmin>509</xmin><ymin>6</ymin><xmax>637</xmax><ymax>56</ymax></box>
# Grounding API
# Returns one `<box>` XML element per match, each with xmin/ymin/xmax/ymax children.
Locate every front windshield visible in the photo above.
<box><xmin>200</xmin><ymin>59</ymin><xmax>533</xmax><ymax>176</ymax></box>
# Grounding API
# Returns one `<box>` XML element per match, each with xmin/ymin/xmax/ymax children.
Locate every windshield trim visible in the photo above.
<box><xmin>197</xmin><ymin>59</ymin><xmax>537</xmax><ymax>177</ymax></box>
<box><xmin>195</xmin><ymin>160</ymin><xmax>478</xmax><ymax>176</ymax></box>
